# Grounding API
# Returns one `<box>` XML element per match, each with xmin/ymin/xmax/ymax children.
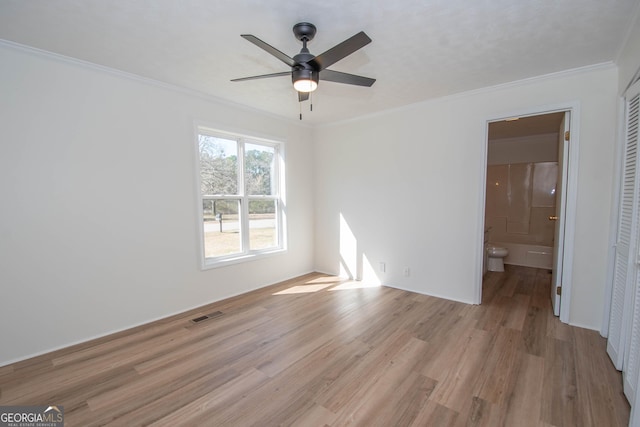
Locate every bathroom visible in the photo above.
<box><xmin>484</xmin><ymin>112</ymin><xmax>565</xmax><ymax>273</ymax></box>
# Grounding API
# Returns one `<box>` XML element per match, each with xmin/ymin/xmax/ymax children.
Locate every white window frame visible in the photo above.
<box><xmin>195</xmin><ymin>126</ymin><xmax>286</xmax><ymax>269</ymax></box>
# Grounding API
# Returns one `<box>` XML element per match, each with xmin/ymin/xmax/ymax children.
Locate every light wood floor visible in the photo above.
<box><xmin>0</xmin><ymin>266</ymin><xmax>630</xmax><ymax>426</ymax></box>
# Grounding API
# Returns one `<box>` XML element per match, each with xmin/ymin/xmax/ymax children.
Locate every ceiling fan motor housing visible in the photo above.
<box><xmin>292</xmin><ymin>67</ymin><xmax>318</xmax><ymax>86</ymax></box>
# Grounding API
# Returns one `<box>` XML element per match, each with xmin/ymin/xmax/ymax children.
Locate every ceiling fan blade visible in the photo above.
<box><xmin>231</xmin><ymin>71</ymin><xmax>291</xmax><ymax>82</ymax></box>
<box><xmin>298</xmin><ymin>92</ymin><xmax>309</xmax><ymax>102</ymax></box>
<box><xmin>320</xmin><ymin>69</ymin><xmax>375</xmax><ymax>87</ymax></box>
<box><xmin>241</xmin><ymin>35</ymin><xmax>295</xmax><ymax>67</ymax></box>
<box><xmin>311</xmin><ymin>31</ymin><xmax>372</xmax><ymax>71</ymax></box>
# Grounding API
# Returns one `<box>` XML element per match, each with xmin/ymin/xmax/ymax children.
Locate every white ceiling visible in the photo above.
<box><xmin>0</xmin><ymin>0</ymin><xmax>638</xmax><ymax>125</ymax></box>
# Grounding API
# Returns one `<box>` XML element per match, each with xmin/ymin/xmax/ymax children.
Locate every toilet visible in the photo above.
<box><xmin>487</xmin><ymin>245</ymin><xmax>509</xmax><ymax>272</ymax></box>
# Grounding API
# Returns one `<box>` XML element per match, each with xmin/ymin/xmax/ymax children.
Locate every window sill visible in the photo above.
<box><xmin>201</xmin><ymin>248</ymin><xmax>287</xmax><ymax>270</ymax></box>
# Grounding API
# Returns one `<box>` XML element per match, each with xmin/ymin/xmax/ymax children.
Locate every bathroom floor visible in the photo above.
<box><xmin>482</xmin><ymin>263</ymin><xmax>553</xmax><ymax>305</ymax></box>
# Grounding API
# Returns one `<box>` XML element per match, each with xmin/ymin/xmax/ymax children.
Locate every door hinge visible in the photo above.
<box><xmin>564</xmin><ymin>131</ymin><xmax>570</xmax><ymax>141</ymax></box>
<box><xmin>556</xmin><ymin>286</ymin><xmax>562</xmax><ymax>296</ymax></box>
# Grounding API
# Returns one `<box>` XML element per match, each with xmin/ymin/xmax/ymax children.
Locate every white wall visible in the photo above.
<box><xmin>314</xmin><ymin>65</ymin><xmax>618</xmax><ymax>329</ymax></box>
<box><xmin>0</xmin><ymin>43</ymin><xmax>315</xmax><ymax>366</ymax></box>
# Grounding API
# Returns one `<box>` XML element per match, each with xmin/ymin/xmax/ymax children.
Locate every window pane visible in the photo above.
<box><xmin>199</xmin><ymin>135</ymin><xmax>238</xmax><ymax>195</ymax></box>
<box><xmin>203</xmin><ymin>199</ymin><xmax>241</xmax><ymax>257</ymax></box>
<box><xmin>245</xmin><ymin>143</ymin><xmax>275</xmax><ymax>195</ymax></box>
<box><xmin>249</xmin><ymin>199</ymin><xmax>277</xmax><ymax>250</ymax></box>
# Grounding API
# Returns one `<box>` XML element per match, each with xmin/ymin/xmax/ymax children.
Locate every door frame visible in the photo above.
<box><xmin>476</xmin><ymin>101</ymin><xmax>580</xmax><ymax>324</ymax></box>
<box><xmin>551</xmin><ymin>111</ymin><xmax>571</xmax><ymax>316</ymax></box>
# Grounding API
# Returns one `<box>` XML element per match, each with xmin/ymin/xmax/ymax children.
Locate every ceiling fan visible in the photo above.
<box><xmin>231</xmin><ymin>22</ymin><xmax>375</xmax><ymax>105</ymax></box>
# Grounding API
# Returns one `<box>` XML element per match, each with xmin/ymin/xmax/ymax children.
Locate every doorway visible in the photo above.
<box><xmin>478</xmin><ymin>105</ymin><xmax>579</xmax><ymax>324</ymax></box>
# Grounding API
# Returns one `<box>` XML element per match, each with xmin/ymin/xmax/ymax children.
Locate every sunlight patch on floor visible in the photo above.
<box><xmin>304</xmin><ymin>277</ymin><xmax>344</xmax><ymax>285</ymax></box>
<box><xmin>272</xmin><ymin>275</ymin><xmax>381</xmax><ymax>295</ymax></box>
<box><xmin>272</xmin><ymin>283</ymin><xmax>336</xmax><ymax>295</ymax></box>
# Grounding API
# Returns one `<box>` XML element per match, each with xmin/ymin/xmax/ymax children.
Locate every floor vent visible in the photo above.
<box><xmin>190</xmin><ymin>311</ymin><xmax>224</xmax><ymax>324</ymax></box>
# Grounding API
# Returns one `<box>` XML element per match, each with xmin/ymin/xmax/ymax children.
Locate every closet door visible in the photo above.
<box><xmin>623</xmin><ymin>83</ymin><xmax>640</xmax><ymax>402</ymax></box>
<box><xmin>608</xmin><ymin>81</ymin><xmax>640</xmax><ymax>374</ymax></box>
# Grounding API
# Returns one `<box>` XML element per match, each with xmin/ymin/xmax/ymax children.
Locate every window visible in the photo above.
<box><xmin>196</xmin><ymin>127</ymin><xmax>285</xmax><ymax>268</ymax></box>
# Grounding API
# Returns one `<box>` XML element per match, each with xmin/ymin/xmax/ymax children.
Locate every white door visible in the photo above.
<box><xmin>624</xmin><ymin>230</ymin><xmax>640</xmax><ymax>402</ymax></box>
<box><xmin>622</xmin><ymin>83</ymin><xmax>640</xmax><ymax>402</ymax></box>
<box><xmin>551</xmin><ymin>112</ymin><xmax>570</xmax><ymax>316</ymax></box>
<box><xmin>607</xmin><ymin>81</ymin><xmax>640</xmax><ymax>372</ymax></box>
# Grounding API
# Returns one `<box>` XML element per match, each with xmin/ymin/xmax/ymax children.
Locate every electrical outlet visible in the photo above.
<box><xmin>379</xmin><ymin>262</ymin><xmax>386</xmax><ymax>273</ymax></box>
<box><xmin>403</xmin><ymin>267</ymin><xmax>410</xmax><ymax>277</ymax></box>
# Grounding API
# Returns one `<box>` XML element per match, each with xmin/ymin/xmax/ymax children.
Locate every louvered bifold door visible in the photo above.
<box><xmin>623</xmin><ymin>83</ymin><xmax>640</xmax><ymax>402</ymax></box>
<box><xmin>608</xmin><ymin>81</ymin><xmax>640</xmax><ymax>373</ymax></box>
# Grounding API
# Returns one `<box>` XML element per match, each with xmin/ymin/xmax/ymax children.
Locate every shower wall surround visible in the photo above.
<box><xmin>485</xmin><ymin>162</ymin><xmax>558</xmax><ymax>246</ymax></box>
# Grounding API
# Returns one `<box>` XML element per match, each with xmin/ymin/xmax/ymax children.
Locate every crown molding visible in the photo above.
<box><xmin>0</xmin><ymin>39</ymin><xmax>311</xmax><ymax>129</ymax></box>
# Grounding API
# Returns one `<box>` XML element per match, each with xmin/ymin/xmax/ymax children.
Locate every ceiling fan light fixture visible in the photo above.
<box><xmin>293</xmin><ymin>79</ymin><xmax>318</xmax><ymax>92</ymax></box>
<box><xmin>292</xmin><ymin>68</ymin><xmax>318</xmax><ymax>92</ymax></box>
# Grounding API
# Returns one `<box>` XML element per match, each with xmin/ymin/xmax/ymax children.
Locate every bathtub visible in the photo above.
<box><xmin>490</xmin><ymin>242</ymin><xmax>553</xmax><ymax>270</ymax></box>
